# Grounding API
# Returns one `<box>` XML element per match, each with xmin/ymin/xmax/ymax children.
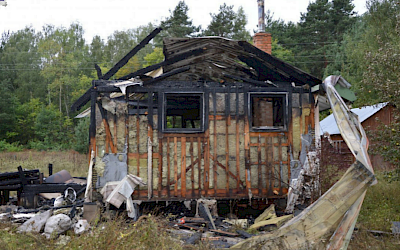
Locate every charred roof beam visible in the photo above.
<box><xmin>118</xmin><ymin>48</ymin><xmax>204</xmax><ymax>80</ymax></box>
<box><xmin>70</xmin><ymin>86</ymin><xmax>93</xmax><ymax>112</ymax></box>
<box><xmin>224</xmin><ymin>74</ymin><xmax>278</xmax><ymax>87</ymax></box>
<box><xmin>238</xmin><ymin>41</ymin><xmax>321</xmax><ymax>86</ymax></box>
<box><xmin>101</xmin><ymin>27</ymin><xmax>162</xmax><ymax>80</ymax></box>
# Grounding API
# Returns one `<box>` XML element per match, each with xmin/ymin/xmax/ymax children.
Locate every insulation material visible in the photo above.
<box><xmin>18</xmin><ymin>210</ymin><xmax>53</xmax><ymax>233</ymax></box>
<box><xmin>103</xmin><ymin>174</ymin><xmax>145</xmax><ymax>208</ymax></box>
<box><xmin>229</xmin><ymin>93</ymin><xmax>245</xmax><ymax>115</ymax></box>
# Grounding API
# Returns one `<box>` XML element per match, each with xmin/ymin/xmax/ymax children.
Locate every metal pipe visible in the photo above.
<box><xmin>258</xmin><ymin>0</ymin><xmax>265</xmax><ymax>32</ymax></box>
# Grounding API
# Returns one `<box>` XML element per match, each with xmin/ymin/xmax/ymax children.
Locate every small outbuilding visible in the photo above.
<box><xmin>320</xmin><ymin>102</ymin><xmax>395</xmax><ymax>169</ymax></box>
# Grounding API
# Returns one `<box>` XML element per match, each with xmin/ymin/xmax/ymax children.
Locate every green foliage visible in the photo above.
<box><xmin>104</xmin><ymin>23</ymin><xmax>158</xmax><ymax>71</ymax></box>
<box><xmin>203</xmin><ymin>4</ymin><xmax>251</xmax><ymax>41</ymax></box>
<box><xmin>0</xmin><ymin>80</ymin><xmax>18</xmax><ymax>142</ymax></box>
<box><xmin>369</xmin><ymin>119</ymin><xmax>400</xmax><ymax>167</ymax></box>
<box><xmin>14</xmin><ymin>98</ymin><xmax>43</xmax><ymax>144</ymax></box>
<box><xmin>73</xmin><ymin>118</ymin><xmax>90</xmax><ymax>154</ymax></box>
<box><xmin>143</xmin><ymin>47</ymin><xmax>164</xmax><ymax>67</ymax></box>
<box><xmin>271</xmin><ymin>38</ymin><xmax>294</xmax><ymax>63</ymax></box>
<box><xmin>0</xmin><ymin>140</ymin><xmax>23</xmax><ymax>152</ymax></box>
<box><xmin>383</xmin><ymin>168</ymin><xmax>400</xmax><ymax>183</ymax></box>
<box><xmin>340</xmin><ymin>0</ymin><xmax>400</xmax><ymax>167</ymax></box>
<box><xmin>160</xmin><ymin>1</ymin><xmax>200</xmax><ymax>38</ymax></box>
<box><xmin>266</xmin><ymin>0</ymin><xmax>357</xmax><ymax>78</ymax></box>
<box><xmin>33</xmin><ymin>105</ymin><xmax>73</xmax><ymax>150</ymax></box>
<box><xmin>115</xmin><ymin>56</ymin><xmax>141</xmax><ymax>79</ymax></box>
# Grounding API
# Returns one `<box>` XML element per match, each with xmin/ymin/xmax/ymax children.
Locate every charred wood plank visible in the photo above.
<box><xmin>22</xmin><ymin>183</ymin><xmax>85</xmax><ymax>194</ymax></box>
<box><xmin>238</xmin><ymin>41</ymin><xmax>321</xmax><ymax>86</ymax></box>
<box><xmin>70</xmin><ymin>87</ymin><xmax>93</xmax><ymax>112</ymax></box>
<box><xmin>94</xmin><ymin>64</ymin><xmax>102</xmax><ymax>79</ymax></box>
<box><xmin>224</xmin><ymin>73</ymin><xmax>278</xmax><ymax>87</ymax></box>
<box><xmin>98</xmin><ymin>102</ymin><xmax>116</xmax><ymax>153</ymax></box>
<box><xmin>143</xmin><ymin>66</ymin><xmax>190</xmax><ymax>85</ymax></box>
<box><xmin>118</xmin><ymin>48</ymin><xmax>204</xmax><ymax>80</ymax></box>
<box><xmin>101</xmin><ymin>28</ymin><xmax>162</xmax><ymax>80</ymax></box>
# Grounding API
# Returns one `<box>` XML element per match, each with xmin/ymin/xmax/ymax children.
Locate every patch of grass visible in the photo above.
<box><xmin>348</xmin><ymin>229</ymin><xmax>400</xmax><ymax>250</ymax></box>
<box><xmin>357</xmin><ymin>173</ymin><xmax>400</xmax><ymax>232</ymax></box>
<box><xmin>0</xmin><ymin>215</ymin><xmax>213</xmax><ymax>250</ymax></box>
<box><xmin>348</xmin><ymin>172</ymin><xmax>400</xmax><ymax>249</ymax></box>
<box><xmin>0</xmin><ymin>150</ymin><xmax>88</xmax><ymax>177</ymax></box>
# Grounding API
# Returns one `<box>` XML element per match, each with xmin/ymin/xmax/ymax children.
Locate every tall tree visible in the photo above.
<box><xmin>0</xmin><ymin>27</ymin><xmax>44</xmax><ymax>102</ymax></box>
<box><xmin>0</xmin><ymin>80</ymin><xmax>18</xmax><ymax>141</ymax></box>
<box><xmin>38</xmin><ymin>23</ymin><xmax>89</xmax><ymax>117</ymax></box>
<box><xmin>160</xmin><ymin>1</ymin><xmax>200</xmax><ymax>38</ymax></box>
<box><xmin>203</xmin><ymin>4</ymin><xmax>251</xmax><ymax>41</ymax></box>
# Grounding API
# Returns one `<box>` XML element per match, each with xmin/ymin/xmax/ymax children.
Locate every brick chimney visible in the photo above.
<box><xmin>253</xmin><ymin>0</ymin><xmax>272</xmax><ymax>54</ymax></box>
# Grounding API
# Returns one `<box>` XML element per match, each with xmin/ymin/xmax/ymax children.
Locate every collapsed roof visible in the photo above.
<box><xmin>72</xmin><ymin>29</ymin><xmax>321</xmax><ymax>113</ymax></box>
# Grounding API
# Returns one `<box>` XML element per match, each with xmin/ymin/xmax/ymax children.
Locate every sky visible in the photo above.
<box><xmin>0</xmin><ymin>0</ymin><xmax>368</xmax><ymax>43</ymax></box>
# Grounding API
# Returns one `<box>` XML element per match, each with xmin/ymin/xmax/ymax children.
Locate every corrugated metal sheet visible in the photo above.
<box><xmin>320</xmin><ymin>102</ymin><xmax>388</xmax><ymax>135</ymax></box>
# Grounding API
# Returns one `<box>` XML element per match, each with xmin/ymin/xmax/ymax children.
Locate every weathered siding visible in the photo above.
<box><xmin>93</xmin><ymin>88</ymin><xmax>315</xmax><ymax>201</ymax></box>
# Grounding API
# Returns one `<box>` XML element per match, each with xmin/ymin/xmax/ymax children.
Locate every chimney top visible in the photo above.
<box><xmin>257</xmin><ymin>0</ymin><xmax>265</xmax><ymax>33</ymax></box>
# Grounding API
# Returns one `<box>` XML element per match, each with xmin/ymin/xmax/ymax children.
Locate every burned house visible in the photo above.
<box><xmin>71</xmin><ymin>29</ymin><xmax>321</xmax><ymax>211</ymax></box>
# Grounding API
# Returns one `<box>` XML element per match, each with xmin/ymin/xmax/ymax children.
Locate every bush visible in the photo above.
<box><xmin>0</xmin><ymin>140</ymin><xmax>23</xmax><ymax>152</ymax></box>
<box><xmin>73</xmin><ymin>118</ymin><xmax>89</xmax><ymax>154</ymax></box>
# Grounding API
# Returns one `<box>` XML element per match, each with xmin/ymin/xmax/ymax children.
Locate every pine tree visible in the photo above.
<box><xmin>160</xmin><ymin>1</ymin><xmax>200</xmax><ymax>38</ymax></box>
<box><xmin>203</xmin><ymin>4</ymin><xmax>251</xmax><ymax>41</ymax></box>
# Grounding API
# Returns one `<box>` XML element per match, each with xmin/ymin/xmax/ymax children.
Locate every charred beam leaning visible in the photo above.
<box><xmin>101</xmin><ymin>27</ymin><xmax>162</xmax><ymax>80</ymax></box>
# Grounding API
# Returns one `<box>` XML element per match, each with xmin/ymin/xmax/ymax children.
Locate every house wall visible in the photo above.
<box><xmin>92</xmin><ymin>86</ymin><xmax>315</xmax><ymax>201</ymax></box>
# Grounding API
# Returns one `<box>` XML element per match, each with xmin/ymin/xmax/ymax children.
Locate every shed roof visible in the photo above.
<box><xmin>320</xmin><ymin>102</ymin><xmax>388</xmax><ymax>135</ymax></box>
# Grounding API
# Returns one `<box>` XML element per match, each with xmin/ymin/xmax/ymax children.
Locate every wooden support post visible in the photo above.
<box><xmin>136</xmin><ymin>102</ymin><xmax>140</xmax><ymax>176</ymax></box>
<box><xmin>265</xmin><ymin>136</ymin><xmax>270</xmax><ymax>195</ymax></box>
<box><xmin>225</xmin><ymin>116</ymin><xmax>230</xmax><ymax>196</ymax></box>
<box><xmin>258</xmin><ymin>135</ymin><xmax>262</xmax><ymax>196</ymax></box>
<box><xmin>197</xmin><ymin>137</ymin><xmax>202</xmax><ymax>196</ymax></box>
<box><xmin>244</xmin><ymin>90</ymin><xmax>251</xmax><ymax>193</ymax></box>
<box><xmin>225</xmin><ymin>90</ymin><xmax>230</xmax><ymax>195</ymax></box>
<box><xmin>174</xmin><ymin>137</ymin><xmax>178</xmax><ymax>197</ymax></box>
<box><xmin>271</xmin><ymin>137</ymin><xmax>275</xmax><ymax>192</ymax></box>
<box><xmin>147</xmin><ymin>136</ymin><xmax>153</xmax><ymax>199</ymax></box>
<box><xmin>158</xmin><ymin>136</ymin><xmax>163</xmax><ymax>197</ymax></box>
<box><xmin>114</xmin><ymin>114</ymin><xmax>118</xmax><ymax>152</ymax></box>
<box><xmin>181</xmin><ymin>137</ymin><xmax>187</xmax><ymax>198</ymax></box>
<box><xmin>190</xmin><ymin>137</ymin><xmax>195</xmax><ymax>197</ymax></box>
<box><xmin>125</xmin><ymin>91</ymin><xmax>130</xmax><ymax>165</ymax></box>
<box><xmin>235</xmin><ymin>88</ymin><xmax>240</xmax><ymax>191</ymax></box>
<box><xmin>167</xmin><ymin>137</ymin><xmax>171</xmax><ymax>197</ymax></box>
<box><xmin>204</xmin><ymin>129</ymin><xmax>210</xmax><ymax>196</ymax></box>
<box><xmin>89</xmin><ymin>85</ymin><xmax>97</xmax><ymax>157</ymax></box>
<box><xmin>213</xmin><ymin>90</ymin><xmax>217</xmax><ymax>193</ymax></box>
<box><xmin>278</xmin><ymin>136</ymin><xmax>283</xmax><ymax>195</ymax></box>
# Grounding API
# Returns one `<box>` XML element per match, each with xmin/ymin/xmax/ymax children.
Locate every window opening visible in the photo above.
<box><xmin>251</xmin><ymin>94</ymin><xmax>286</xmax><ymax>130</ymax></box>
<box><xmin>164</xmin><ymin>93</ymin><xmax>203</xmax><ymax>132</ymax></box>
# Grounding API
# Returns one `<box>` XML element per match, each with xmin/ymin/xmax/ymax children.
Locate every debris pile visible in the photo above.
<box><xmin>166</xmin><ymin>203</ymin><xmax>291</xmax><ymax>248</ymax></box>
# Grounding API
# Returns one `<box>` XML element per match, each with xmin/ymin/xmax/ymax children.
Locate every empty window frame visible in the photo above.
<box><xmin>250</xmin><ymin>93</ymin><xmax>287</xmax><ymax>131</ymax></box>
<box><xmin>163</xmin><ymin>93</ymin><xmax>204</xmax><ymax>132</ymax></box>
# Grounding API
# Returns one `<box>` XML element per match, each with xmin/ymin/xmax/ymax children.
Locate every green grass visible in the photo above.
<box><xmin>0</xmin><ymin>150</ymin><xmax>399</xmax><ymax>249</ymax></box>
<box><xmin>357</xmin><ymin>172</ymin><xmax>400</xmax><ymax>232</ymax></box>
<box><xmin>0</xmin><ymin>150</ymin><xmax>88</xmax><ymax>177</ymax></box>
<box><xmin>348</xmin><ymin>171</ymin><xmax>400</xmax><ymax>249</ymax></box>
